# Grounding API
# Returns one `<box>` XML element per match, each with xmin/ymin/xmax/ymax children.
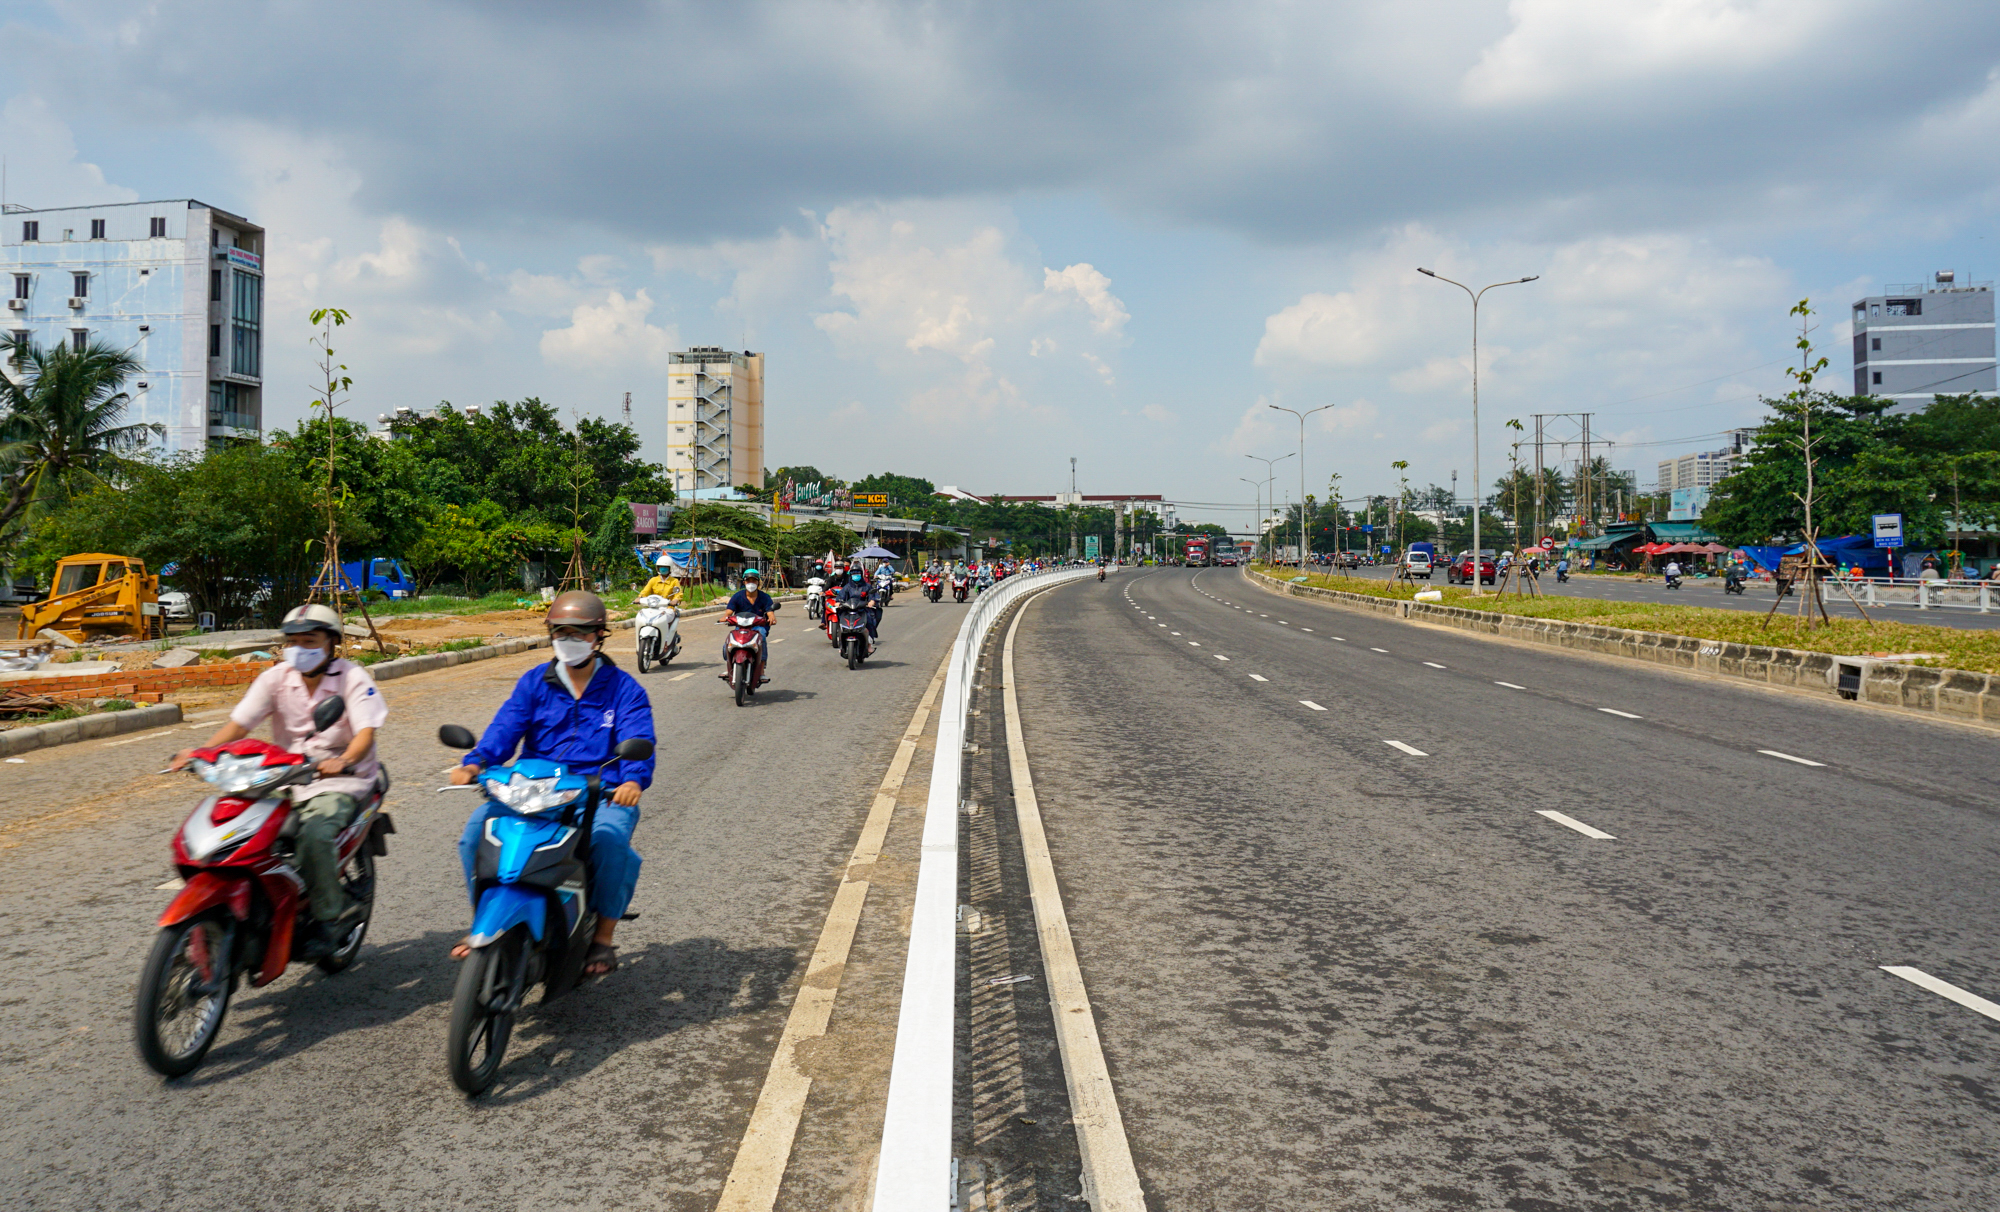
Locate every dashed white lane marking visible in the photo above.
<box><xmin>1332</xmin><ymin>637</ymin><xmax>1346</xmax><ymax>642</ymax></box>
<box><xmin>1495</xmin><ymin>681</ymin><xmax>1526</xmax><ymax>690</ymax></box>
<box><xmin>1383</xmin><ymin>740</ymin><xmax>1427</xmax><ymax>756</ymax></box>
<box><xmin>1188</xmin><ymin>641</ymin><xmax>1200</xmax><ymax>647</ymax></box>
<box><xmin>5</xmin><ymin>757</ymin><xmax>26</xmax><ymax>764</ymax></box>
<box><xmin>1248</xmin><ymin>674</ymin><xmax>1268</xmax><ymax>682</ymax></box>
<box><xmin>669</xmin><ymin>671</ymin><xmax>699</xmax><ymax>682</ymax></box>
<box><xmin>1213</xmin><ymin>654</ymin><xmax>1230</xmax><ymax>661</ymax></box>
<box><xmin>1279</xmin><ymin>621</ymin><xmax>1289</xmax><ymax>625</ymax></box>
<box><xmin>1300</xmin><ymin>700</ymin><xmax>1327</xmax><ymax>711</ymax></box>
<box><xmin>105</xmin><ymin>731</ymin><xmax>169</xmax><ymax>747</ymax></box>
<box><xmin>1537</xmin><ymin>810</ymin><xmax>1615</xmax><ymax>840</ymax></box>
<box><xmin>1260</xmin><ymin>614</ymin><xmax>1269</xmax><ymax>617</ymax></box>
<box><xmin>1157</xmin><ymin>624</ymin><xmax>1166</xmax><ymax>628</ymax></box>
<box><xmin>1369</xmin><ymin>647</ymin><xmax>1389</xmax><ymax>653</ymax></box>
<box><xmin>1423</xmin><ymin>662</ymin><xmax>1447</xmax><ymax>669</ymax></box>
<box><xmin>1170</xmin><ymin>632</ymin><xmax>1181</xmax><ymax>636</ymax></box>
<box><xmin>1597</xmin><ymin>708</ymin><xmax>1643</xmax><ymax>719</ymax></box>
<box><xmin>1300</xmin><ymin>628</ymin><xmax>1312</xmax><ymax>632</ymax></box>
<box><xmin>1881</xmin><ymin>966</ymin><xmax>2000</xmax><ymax>1023</ymax></box>
<box><xmin>1759</xmin><ymin>750</ymin><xmax>1826</xmax><ymax>767</ymax></box>
<box><xmin>771</xmin><ymin>637</ymin><xmax>786</xmax><ymax>643</ymax></box>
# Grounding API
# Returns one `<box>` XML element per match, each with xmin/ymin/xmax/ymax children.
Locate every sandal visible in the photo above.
<box><xmin>583</xmin><ymin>942</ymin><xmax>618</xmax><ymax>978</ymax></box>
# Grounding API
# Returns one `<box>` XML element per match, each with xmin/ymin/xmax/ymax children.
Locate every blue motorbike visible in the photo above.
<box><xmin>436</xmin><ymin>724</ymin><xmax>653</xmax><ymax>1095</ymax></box>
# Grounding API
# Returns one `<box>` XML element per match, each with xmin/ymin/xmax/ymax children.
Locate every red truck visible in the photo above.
<box><xmin>1183</xmin><ymin>537</ymin><xmax>1211</xmax><ymax>566</ymax></box>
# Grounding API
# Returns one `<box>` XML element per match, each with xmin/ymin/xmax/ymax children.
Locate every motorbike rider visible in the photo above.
<box><xmin>447</xmin><ymin>591</ymin><xmax>654</xmax><ymax>977</ymax></box>
<box><xmin>638</xmin><ymin>556</ymin><xmax>684</xmax><ymax>606</ymax></box>
<box><xmin>975</xmin><ymin>563</ymin><xmax>994</xmax><ymax>593</ymax></box>
<box><xmin>720</xmin><ymin>568</ymin><xmax>780</xmax><ymax>684</ymax></box>
<box><xmin>171</xmin><ymin>603</ymin><xmax>388</xmax><ymax>959</ymax></box>
<box><xmin>1664</xmin><ymin>558</ymin><xmax>1683</xmax><ymax>587</ymax></box>
<box><xmin>833</xmin><ymin>567</ymin><xmax>880</xmax><ymax>646</ymax></box>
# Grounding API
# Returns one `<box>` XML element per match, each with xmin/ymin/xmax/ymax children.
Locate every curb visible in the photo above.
<box><xmin>0</xmin><ymin>701</ymin><xmax>184</xmax><ymax>757</ymax></box>
<box><xmin>1243</xmin><ymin>568</ymin><xmax>2000</xmax><ymax>730</ymax></box>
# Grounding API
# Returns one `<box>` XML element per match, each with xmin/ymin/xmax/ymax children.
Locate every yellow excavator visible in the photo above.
<box><xmin>17</xmin><ymin>553</ymin><xmax>163</xmax><ymax>643</ymax></box>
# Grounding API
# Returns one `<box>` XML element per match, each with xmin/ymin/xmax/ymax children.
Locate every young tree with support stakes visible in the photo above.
<box><xmin>302</xmin><ymin>308</ymin><xmax>387</xmax><ymax>652</ymax></box>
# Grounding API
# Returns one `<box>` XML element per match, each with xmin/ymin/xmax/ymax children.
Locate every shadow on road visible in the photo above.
<box><xmin>474</xmin><ymin>935</ymin><xmax>799</xmax><ymax>1104</ymax></box>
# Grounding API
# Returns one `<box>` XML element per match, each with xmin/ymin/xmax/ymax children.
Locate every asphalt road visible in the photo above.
<box><xmin>0</xmin><ymin>590</ymin><xmax>963</xmax><ymax>1211</ymax></box>
<box><xmin>1334</xmin><ymin>561</ymin><xmax>2000</xmax><ymax>631</ymax></box>
<box><xmin>1001</xmin><ymin>566</ymin><xmax>2000</xmax><ymax>1210</ymax></box>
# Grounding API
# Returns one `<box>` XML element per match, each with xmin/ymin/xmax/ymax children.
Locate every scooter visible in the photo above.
<box><xmin>634</xmin><ymin>594</ymin><xmax>681</xmax><ymax>673</ymax></box>
<box><xmin>1555</xmin><ymin>566</ymin><xmax>1571</xmax><ymax>583</ymax></box>
<box><xmin>951</xmin><ymin>573</ymin><xmax>970</xmax><ymax>603</ymax></box>
<box><xmin>719</xmin><ymin>611</ymin><xmax>768</xmax><ymax>705</ymax></box>
<box><xmin>135</xmin><ymin>697</ymin><xmax>393</xmax><ymax>1078</ymax></box>
<box><xmin>835</xmin><ymin>602</ymin><xmax>874</xmax><ymax>670</ymax></box>
<box><xmin>1664</xmin><ymin>572</ymin><xmax>1683</xmax><ymax>590</ymax></box>
<box><xmin>1724</xmin><ymin>571</ymin><xmax>1746</xmax><ymax>595</ymax></box>
<box><xmin>923</xmin><ymin>573</ymin><xmax>943</xmax><ymax>602</ymax></box>
<box><xmin>804</xmin><ymin>577</ymin><xmax>826</xmax><ymax>622</ymax></box>
<box><xmin>434</xmin><ymin>724</ymin><xmax>653</xmax><ymax>1095</ymax></box>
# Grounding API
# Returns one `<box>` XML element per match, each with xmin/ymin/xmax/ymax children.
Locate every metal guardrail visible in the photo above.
<box><xmin>1817</xmin><ymin>577</ymin><xmax>2000</xmax><ymax>613</ymax></box>
<box><xmin>871</xmin><ymin>564</ymin><xmax>1095</xmax><ymax>1211</ymax></box>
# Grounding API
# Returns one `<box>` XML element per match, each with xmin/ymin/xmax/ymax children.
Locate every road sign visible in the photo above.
<box><xmin>1381</xmin><ymin>544</ymin><xmax>1392</xmax><ymax>555</ymax></box>
<box><xmin>1539</xmin><ymin>536</ymin><xmax>1555</xmax><ymax>550</ymax></box>
<box><xmin>855</xmin><ymin>493</ymin><xmax>889</xmax><ymax>507</ymax></box>
<box><xmin>1362</xmin><ymin>525</ymin><xmax>1373</xmax><ymax>533</ymax></box>
<box><xmin>1084</xmin><ymin>535</ymin><xmax>1100</xmax><ymax>560</ymax></box>
<box><xmin>1873</xmin><ymin>512</ymin><xmax>1904</xmax><ymax>548</ymax></box>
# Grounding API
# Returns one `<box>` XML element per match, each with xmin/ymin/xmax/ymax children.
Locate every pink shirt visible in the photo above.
<box><xmin>229</xmin><ymin>657</ymin><xmax>389</xmax><ymax>801</ymax></box>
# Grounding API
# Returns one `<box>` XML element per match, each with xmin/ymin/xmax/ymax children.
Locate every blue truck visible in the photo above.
<box><xmin>314</xmin><ymin>557</ymin><xmax>418</xmax><ymax>599</ymax></box>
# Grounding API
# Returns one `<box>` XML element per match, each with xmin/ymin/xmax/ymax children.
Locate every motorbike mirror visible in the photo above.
<box><xmin>311</xmin><ymin>695</ymin><xmax>347</xmax><ymax>732</ymax></box>
<box><xmin>613</xmin><ymin>737</ymin><xmax>654</xmax><ymax>762</ymax></box>
<box><xmin>438</xmin><ymin>724</ymin><xmax>478</xmax><ymax>750</ymax></box>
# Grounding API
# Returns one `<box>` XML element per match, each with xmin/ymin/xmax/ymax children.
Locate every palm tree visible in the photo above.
<box><xmin>0</xmin><ymin>334</ymin><xmax>161</xmax><ymax>543</ymax></box>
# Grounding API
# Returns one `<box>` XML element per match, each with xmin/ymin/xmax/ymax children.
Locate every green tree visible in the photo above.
<box><xmin>0</xmin><ymin>334</ymin><xmax>161</xmax><ymax>547</ymax></box>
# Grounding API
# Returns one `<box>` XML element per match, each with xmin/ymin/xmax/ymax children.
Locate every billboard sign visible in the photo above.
<box><xmin>1873</xmin><ymin>513</ymin><xmax>1905</xmax><ymax>548</ymax></box>
<box><xmin>1084</xmin><ymin>535</ymin><xmax>1100</xmax><ymax>559</ymax></box>
<box><xmin>628</xmin><ymin>502</ymin><xmax>658</xmax><ymax>534</ymax></box>
<box><xmin>1669</xmin><ymin>487</ymin><xmax>1710</xmax><ymax>521</ymax></box>
<box><xmin>855</xmin><ymin>493</ymin><xmax>889</xmax><ymax>507</ymax></box>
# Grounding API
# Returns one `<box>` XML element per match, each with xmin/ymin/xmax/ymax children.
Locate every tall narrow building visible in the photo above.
<box><xmin>1</xmin><ymin>199</ymin><xmax>264</xmax><ymax>452</ymax></box>
<box><xmin>665</xmin><ymin>347</ymin><xmax>764</xmax><ymax>493</ymax></box>
<box><xmin>1853</xmin><ymin>273</ymin><xmax>1995</xmax><ymax>412</ymax></box>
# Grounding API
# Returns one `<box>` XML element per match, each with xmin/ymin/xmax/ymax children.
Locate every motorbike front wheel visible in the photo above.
<box><xmin>733</xmin><ymin>658</ymin><xmax>751</xmax><ymax>706</ymax></box>
<box><xmin>134</xmin><ymin>912</ymin><xmax>235</xmax><ymax>1077</ymax></box>
<box><xmin>448</xmin><ymin>929</ymin><xmax>523</xmax><ymax>1096</ymax></box>
<box><xmin>637</xmin><ymin>636</ymin><xmax>652</xmax><ymax>674</ymax></box>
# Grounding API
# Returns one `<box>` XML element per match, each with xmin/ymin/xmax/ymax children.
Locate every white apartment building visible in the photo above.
<box><xmin>665</xmin><ymin>347</ymin><xmax>764</xmax><ymax>493</ymax></box>
<box><xmin>1</xmin><ymin>199</ymin><xmax>263</xmax><ymax>453</ymax></box>
<box><xmin>1657</xmin><ymin>428</ymin><xmax>1756</xmax><ymax>493</ymax></box>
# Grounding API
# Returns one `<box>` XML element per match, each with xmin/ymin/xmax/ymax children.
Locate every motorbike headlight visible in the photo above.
<box><xmin>483</xmin><ymin>772</ymin><xmax>581</xmax><ymax>815</ymax></box>
<box><xmin>200</xmin><ymin>751</ymin><xmax>292</xmax><ymax>795</ymax></box>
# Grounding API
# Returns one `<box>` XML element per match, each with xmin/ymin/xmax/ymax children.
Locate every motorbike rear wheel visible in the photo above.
<box><xmin>134</xmin><ymin>911</ymin><xmax>234</xmax><ymax>1077</ymax></box>
<box><xmin>733</xmin><ymin>658</ymin><xmax>750</xmax><ymax>706</ymax></box>
<box><xmin>448</xmin><ymin>928</ymin><xmax>523</xmax><ymax>1096</ymax></box>
<box><xmin>316</xmin><ymin>847</ymin><xmax>376</xmax><ymax>975</ymax></box>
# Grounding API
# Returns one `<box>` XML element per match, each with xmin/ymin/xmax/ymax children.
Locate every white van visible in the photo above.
<box><xmin>1403</xmin><ymin>550</ymin><xmax>1433</xmax><ymax>579</ymax></box>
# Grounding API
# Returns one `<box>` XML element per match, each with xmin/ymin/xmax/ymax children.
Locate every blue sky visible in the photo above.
<box><xmin>4</xmin><ymin>1</ymin><xmax>1999</xmax><ymax>530</ymax></box>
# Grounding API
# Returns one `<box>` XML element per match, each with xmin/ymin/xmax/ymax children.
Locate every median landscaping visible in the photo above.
<box><xmin>1254</xmin><ymin>565</ymin><xmax>2000</xmax><ymax>676</ymax></box>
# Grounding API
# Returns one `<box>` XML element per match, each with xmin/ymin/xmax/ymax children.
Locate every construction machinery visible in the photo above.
<box><xmin>18</xmin><ymin>554</ymin><xmax>162</xmax><ymax>643</ymax></box>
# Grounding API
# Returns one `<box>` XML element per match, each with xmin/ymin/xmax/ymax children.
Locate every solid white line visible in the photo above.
<box><xmin>1759</xmin><ymin>749</ymin><xmax>1826</xmax><ymax>767</ymax></box>
<box><xmin>1213</xmin><ymin>654</ymin><xmax>1230</xmax><ymax>660</ymax></box>
<box><xmin>1598</xmin><ymin>708</ymin><xmax>1643</xmax><ymax>719</ymax></box>
<box><xmin>997</xmin><ymin>587</ymin><xmax>1148</xmax><ymax>1211</ymax></box>
<box><xmin>1300</xmin><ymin>700</ymin><xmax>1326</xmax><ymax>711</ymax></box>
<box><xmin>1248</xmin><ymin>674</ymin><xmax>1268</xmax><ymax>682</ymax></box>
<box><xmin>1384</xmin><ymin>740</ymin><xmax>1427</xmax><ymax>756</ymax></box>
<box><xmin>105</xmin><ymin>730</ymin><xmax>173</xmax><ymax>747</ymax></box>
<box><xmin>1881</xmin><ymin>966</ymin><xmax>2000</xmax><ymax>1023</ymax></box>
<box><xmin>1537</xmin><ymin>810</ymin><xmax>1615</xmax><ymax>840</ymax></box>
<box><xmin>1423</xmin><ymin>662</ymin><xmax>1446</xmax><ymax>669</ymax></box>
<box><xmin>669</xmin><ymin>670</ymin><xmax>698</xmax><ymax>682</ymax></box>
<box><xmin>1495</xmin><ymin>681</ymin><xmax>1526</xmax><ymax>690</ymax></box>
<box><xmin>719</xmin><ymin>652</ymin><xmax>951</xmax><ymax>1211</ymax></box>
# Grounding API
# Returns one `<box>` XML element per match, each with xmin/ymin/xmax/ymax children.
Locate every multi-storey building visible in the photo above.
<box><xmin>1853</xmin><ymin>273</ymin><xmax>1996</xmax><ymax>412</ymax></box>
<box><xmin>0</xmin><ymin>199</ymin><xmax>264</xmax><ymax>452</ymax></box>
<box><xmin>664</xmin><ymin>346</ymin><xmax>764</xmax><ymax>493</ymax></box>
<box><xmin>1657</xmin><ymin>429</ymin><xmax>1756</xmax><ymax>493</ymax></box>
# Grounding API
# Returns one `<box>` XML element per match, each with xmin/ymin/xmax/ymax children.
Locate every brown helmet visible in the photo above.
<box><xmin>546</xmin><ymin>590</ymin><xmax>608</xmax><ymax>631</ymax></box>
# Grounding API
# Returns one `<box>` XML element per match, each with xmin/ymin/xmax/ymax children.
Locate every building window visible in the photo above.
<box><xmin>211</xmin><ymin>229</ymin><xmax>219</xmax><ymax>247</ymax></box>
<box><xmin>209</xmin><ymin>324</ymin><xmax>221</xmax><ymax>358</ymax></box>
<box><xmin>12</xmin><ymin>275</ymin><xmax>26</xmax><ymax>300</ymax></box>
<box><xmin>89</xmin><ymin>219</ymin><xmax>105</xmax><ymax>240</ymax></box>
<box><xmin>71</xmin><ymin>273</ymin><xmax>88</xmax><ymax>299</ymax></box>
<box><xmin>1872</xmin><ymin>337</ymin><xmax>1881</xmax><ymax>351</ymax></box>
<box><xmin>229</xmin><ymin>270</ymin><xmax>262</xmax><ymax>378</ymax></box>
<box><xmin>1886</xmin><ymin>298</ymin><xmax>1922</xmax><ymax>317</ymax></box>
<box><xmin>210</xmin><ymin>269</ymin><xmax>221</xmax><ymax>302</ymax></box>
<box><xmin>209</xmin><ymin>381</ymin><xmax>225</xmax><ymax>416</ymax></box>
<box><xmin>7</xmin><ymin>330</ymin><xmax>25</xmax><ymax>365</ymax></box>
<box><xmin>71</xmin><ymin>329</ymin><xmax>87</xmax><ymax>352</ymax></box>
<box><xmin>1873</xmin><ymin>371</ymin><xmax>1883</xmax><ymax>385</ymax></box>
<box><xmin>21</xmin><ymin>221</ymin><xmax>36</xmax><ymax>242</ymax></box>
<box><xmin>150</xmin><ymin>216</ymin><xmax>166</xmax><ymax>238</ymax></box>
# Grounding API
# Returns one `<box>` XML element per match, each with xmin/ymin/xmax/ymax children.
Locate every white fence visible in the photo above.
<box><xmin>1828</xmin><ymin>577</ymin><xmax>2000</xmax><ymax>613</ymax></box>
<box><xmin>870</xmin><ymin>564</ymin><xmax>1096</xmax><ymax>1210</ymax></box>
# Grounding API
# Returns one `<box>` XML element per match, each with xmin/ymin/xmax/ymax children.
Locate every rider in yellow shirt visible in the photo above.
<box><xmin>639</xmin><ymin>557</ymin><xmax>684</xmax><ymax>605</ymax></box>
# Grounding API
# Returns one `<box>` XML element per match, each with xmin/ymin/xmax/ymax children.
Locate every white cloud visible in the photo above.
<box><xmin>0</xmin><ymin>94</ymin><xmax>135</xmax><ymax>209</ymax></box>
<box><xmin>539</xmin><ymin>289</ymin><xmax>679</xmax><ymax>372</ymax></box>
<box><xmin>1039</xmin><ymin>263</ymin><xmax>1130</xmax><ymax>335</ymax></box>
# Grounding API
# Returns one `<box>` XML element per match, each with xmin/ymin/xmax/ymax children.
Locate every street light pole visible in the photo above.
<box><xmin>1417</xmin><ymin>268</ymin><xmax>1539</xmax><ymax>595</ymax></box>
<box><xmin>1268</xmin><ymin>404</ymin><xmax>1334</xmax><ymax>570</ymax></box>
<box><xmin>1239</xmin><ymin>477</ymin><xmax>1264</xmax><ymax>561</ymax></box>
<box><xmin>1246</xmin><ymin>452</ymin><xmax>1293</xmax><ymax>564</ymax></box>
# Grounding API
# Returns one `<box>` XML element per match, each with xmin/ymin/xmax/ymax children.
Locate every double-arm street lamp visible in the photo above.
<box><xmin>1416</xmin><ymin>268</ymin><xmax>1538</xmax><ymax>596</ymax></box>
<box><xmin>1245</xmin><ymin>452</ymin><xmax>1293</xmax><ymax>562</ymax></box>
<box><xmin>1268</xmin><ymin>404</ymin><xmax>1335</xmax><ymax>569</ymax></box>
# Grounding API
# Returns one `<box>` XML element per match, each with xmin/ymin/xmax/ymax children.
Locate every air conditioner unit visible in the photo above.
<box><xmin>5</xmin><ymin>299</ymin><xmax>22</xmax><ymax>310</ymax></box>
<box><xmin>66</xmin><ymin>297</ymin><xmax>86</xmax><ymax>309</ymax></box>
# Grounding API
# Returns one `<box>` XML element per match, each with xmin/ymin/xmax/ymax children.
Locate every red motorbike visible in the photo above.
<box><xmin>922</xmin><ymin>572</ymin><xmax>943</xmax><ymax>602</ymax></box>
<box><xmin>719</xmin><ymin>610</ymin><xmax>770</xmax><ymax>705</ymax></box>
<box><xmin>951</xmin><ymin>573</ymin><xmax>970</xmax><ymax>602</ymax></box>
<box><xmin>135</xmin><ymin>696</ymin><xmax>393</xmax><ymax>1077</ymax></box>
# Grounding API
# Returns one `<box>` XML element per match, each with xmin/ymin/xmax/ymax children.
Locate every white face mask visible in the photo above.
<box><xmin>552</xmin><ymin>637</ymin><xmax>596</xmax><ymax>667</ymax></box>
<box><xmin>284</xmin><ymin>644</ymin><xmax>330</xmax><ymax>675</ymax></box>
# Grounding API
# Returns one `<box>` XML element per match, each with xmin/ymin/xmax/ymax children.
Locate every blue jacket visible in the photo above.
<box><xmin>470</xmin><ymin>656</ymin><xmax>657</xmax><ymax>789</ymax></box>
